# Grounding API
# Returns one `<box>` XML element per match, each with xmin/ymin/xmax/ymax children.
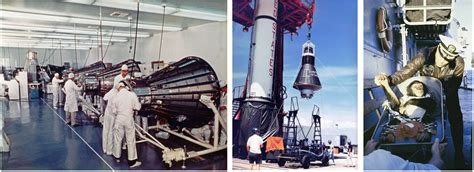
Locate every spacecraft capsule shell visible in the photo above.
<box><xmin>293</xmin><ymin>40</ymin><xmax>321</xmax><ymax>99</ymax></box>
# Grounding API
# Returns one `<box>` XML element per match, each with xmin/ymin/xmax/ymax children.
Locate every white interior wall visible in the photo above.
<box><xmin>87</xmin><ymin>21</ymin><xmax>227</xmax><ymax>84</ymax></box>
<box><xmin>0</xmin><ymin>47</ymin><xmax>87</xmax><ymax>70</ymax></box>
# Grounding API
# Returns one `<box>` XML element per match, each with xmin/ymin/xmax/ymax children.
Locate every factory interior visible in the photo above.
<box><xmin>0</xmin><ymin>0</ymin><xmax>227</xmax><ymax>170</ymax></box>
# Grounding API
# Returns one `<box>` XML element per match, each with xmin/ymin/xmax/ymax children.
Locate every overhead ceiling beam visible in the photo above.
<box><xmin>0</xmin><ymin>21</ymin><xmax>151</xmax><ymax>38</ymax></box>
<box><xmin>64</xmin><ymin>0</ymin><xmax>227</xmax><ymax>21</ymax></box>
<box><xmin>0</xmin><ymin>43</ymin><xmax>95</xmax><ymax>48</ymax></box>
<box><xmin>0</xmin><ymin>30</ymin><xmax>129</xmax><ymax>42</ymax></box>
<box><xmin>0</xmin><ymin>9</ymin><xmax>183</xmax><ymax>31</ymax></box>
<box><xmin>0</xmin><ymin>44</ymin><xmax>91</xmax><ymax>50</ymax></box>
<box><xmin>0</xmin><ymin>37</ymin><xmax>112</xmax><ymax>46</ymax></box>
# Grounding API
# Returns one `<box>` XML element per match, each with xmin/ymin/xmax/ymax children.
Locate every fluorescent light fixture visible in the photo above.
<box><xmin>40</xmin><ymin>41</ymin><xmax>111</xmax><ymax>46</ymax></box>
<box><xmin>0</xmin><ymin>42</ymin><xmax>95</xmax><ymax>47</ymax></box>
<box><xmin>0</xmin><ymin>11</ymin><xmax>69</xmax><ymax>22</ymax></box>
<box><xmin>0</xmin><ymin>22</ymin><xmax>151</xmax><ymax>38</ymax></box>
<box><xmin>0</xmin><ymin>44</ymin><xmax>91</xmax><ymax>50</ymax></box>
<box><xmin>0</xmin><ymin>30</ymin><xmax>128</xmax><ymax>42</ymax></box>
<box><xmin>64</xmin><ymin>0</ymin><xmax>227</xmax><ymax>21</ymax></box>
<box><xmin>63</xmin><ymin>0</ymin><xmax>95</xmax><ymax>4</ymax></box>
<box><xmin>93</xmin><ymin>1</ymin><xmax>178</xmax><ymax>15</ymax></box>
<box><xmin>65</xmin><ymin>0</ymin><xmax>178</xmax><ymax>14</ymax></box>
<box><xmin>0</xmin><ymin>38</ymin><xmax>38</xmax><ymax>43</ymax></box>
<box><xmin>0</xmin><ymin>38</ymin><xmax>112</xmax><ymax>46</ymax></box>
<box><xmin>95</xmin><ymin>20</ymin><xmax>181</xmax><ymax>31</ymax></box>
<box><xmin>0</xmin><ymin>32</ymin><xmax>84</xmax><ymax>40</ymax></box>
<box><xmin>173</xmin><ymin>9</ymin><xmax>226</xmax><ymax>22</ymax></box>
<box><xmin>0</xmin><ymin>10</ymin><xmax>182</xmax><ymax>31</ymax></box>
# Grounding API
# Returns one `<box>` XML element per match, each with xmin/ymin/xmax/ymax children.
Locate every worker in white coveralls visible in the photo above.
<box><xmin>102</xmin><ymin>88</ymin><xmax>117</xmax><ymax>155</ymax></box>
<box><xmin>51</xmin><ymin>73</ymin><xmax>64</xmax><ymax>109</ymax></box>
<box><xmin>113</xmin><ymin>64</ymin><xmax>130</xmax><ymax>90</ymax></box>
<box><xmin>63</xmin><ymin>73</ymin><xmax>82</xmax><ymax>127</ymax></box>
<box><xmin>112</xmin><ymin>65</ymin><xmax>132</xmax><ymax>152</ymax></box>
<box><xmin>111</xmin><ymin>80</ymin><xmax>142</xmax><ymax>168</ymax></box>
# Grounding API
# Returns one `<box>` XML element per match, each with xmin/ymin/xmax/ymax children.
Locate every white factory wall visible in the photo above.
<box><xmin>86</xmin><ymin>21</ymin><xmax>227</xmax><ymax>84</ymax></box>
<box><xmin>0</xmin><ymin>47</ymin><xmax>87</xmax><ymax>70</ymax></box>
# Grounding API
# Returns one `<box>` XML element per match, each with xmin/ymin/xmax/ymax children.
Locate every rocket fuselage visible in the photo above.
<box><xmin>236</xmin><ymin>0</ymin><xmax>281</xmax><ymax>148</ymax></box>
<box><xmin>246</xmin><ymin>0</ymin><xmax>279</xmax><ymax>102</ymax></box>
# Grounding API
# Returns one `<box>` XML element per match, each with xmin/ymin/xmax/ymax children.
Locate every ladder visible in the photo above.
<box><xmin>232</xmin><ymin>86</ymin><xmax>245</xmax><ymax>118</ymax></box>
<box><xmin>312</xmin><ymin>105</ymin><xmax>322</xmax><ymax>145</ymax></box>
<box><xmin>284</xmin><ymin>96</ymin><xmax>299</xmax><ymax>148</ymax></box>
<box><xmin>232</xmin><ymin>100</ymin><xmax>241</xmax><ymax>117</ymax></box>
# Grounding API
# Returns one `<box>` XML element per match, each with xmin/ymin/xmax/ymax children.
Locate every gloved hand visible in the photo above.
<box><xmin>374</xmin><ymin>73</ymin><xmax>388</xmax><ymax>86</ymax></box>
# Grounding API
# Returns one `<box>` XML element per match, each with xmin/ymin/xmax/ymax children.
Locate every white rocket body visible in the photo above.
<box><xmin>246</xmin><ymin>0</ymin><xmax>279</xmax><ymax>102</ymax></box>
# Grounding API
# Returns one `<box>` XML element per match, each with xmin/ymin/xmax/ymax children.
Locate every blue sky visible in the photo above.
<box><xmin>233</xmin><ymin>0</ymin><xmax>358</xmax><ymax>144</ymax></box>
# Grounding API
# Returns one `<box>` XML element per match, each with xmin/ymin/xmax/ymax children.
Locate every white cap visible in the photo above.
<box><xmin>68</xmin><ymin>73</ymin><xmax>74</xmax><ymax>79</ymax></box>
<box><xmin>54</xmin><ymin>73</ymin><xmax>59</xmax><ymax>77</ymax></box>
<box><xmin>121</xmin><ymin>65</ymin><xmax>128</xmax><ymax>71</ymax></box>
<box><xmin>439</xmin><ymin>34</ymin><xmax>461</xmax><ymax>55</ymax></box>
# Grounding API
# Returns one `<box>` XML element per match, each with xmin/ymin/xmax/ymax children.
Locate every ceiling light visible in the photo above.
<box><xmin>63</xmin><ymin>0</ymin><xmax>95</xmax><ymax>4</ymax></box>
<box><xmin>0</xmin><ymin>38</ymin><xmax>39</xmax><ymax>43</ymax></box>
<box><xmin>0</xmin><ymin>11</ymin><xmax>69</xmax><ymax>22</ymax></box>
<box><xmin>64</xmin><ymin>0</ymin><xmax>226</xmax><ymax>21</ymax></box>
<box><xmin>0</xmin><ymin>10</ymin><xmax>182</xmax><ymax>31</ymax></box>
<box><xmin>0</xmin><ymin>21</ymin><xmax>151</xmax><ymax>38</ymax></box>
<box><xmin>0</xmin><ymin>30</ymin><xmax>128</xmax><ymax>42</ymax></box>
<box><xmin>0</xmin><ymin>38</ymin><xmax>112</xmax><ymax>46</ymax></box>
<box><xmin>173</xmin><ymin>9</ymin><xmax>226</xmax><ymax>21</ymax></box>
<box><xmin>0</xmin><ymin>44</ymin><xmax>91</xmax><ymax>50</ymax></box>
<box><xmin>71</xmin><ymin>0</ymin><xmax>178</xmax><ymax>15</ymax></box>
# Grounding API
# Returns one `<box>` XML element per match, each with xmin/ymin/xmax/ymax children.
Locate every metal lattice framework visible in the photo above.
<box><xmin>233</xmin><ymin>0</ymin><xmax>315</xmax><ymax>33</ymax></box>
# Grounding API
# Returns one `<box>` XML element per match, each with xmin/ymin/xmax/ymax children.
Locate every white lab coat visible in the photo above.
<box><xmin>102</xmin><ymin>89</ymin><xmax>117</xmax><ymax>155</ymax></box>
<box><xmin>0</xmin><ymin>81</ymin><xmax>4</xmax><ymax>97</ymax></box>
<box><xmin>51</xmin><ymin>77</ymin><xmax>64</xmax><ymax>107</ymax></box>
<box><xmin>111</xmin><ymin>88</ymin><xmax>141</xmax><ymax>161</ymax></box>
<box><xmin>63</xmin><ymin>80</ymin><xmax>81</xmax><ymax>113</ymax></box>
<box><xmin>6</xmin><ymin>79</ymin><xmax>19</xmax><ymax>100</ymax></box>
<box><xmin>364</xmin><ymin>149</ymin><xmax>439</xmax><ymax>170</ymax></box>
<box><xmin>113</xmin><ymin>74</ymin><xmax>130</xmax><ymax>89</ymax></box>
